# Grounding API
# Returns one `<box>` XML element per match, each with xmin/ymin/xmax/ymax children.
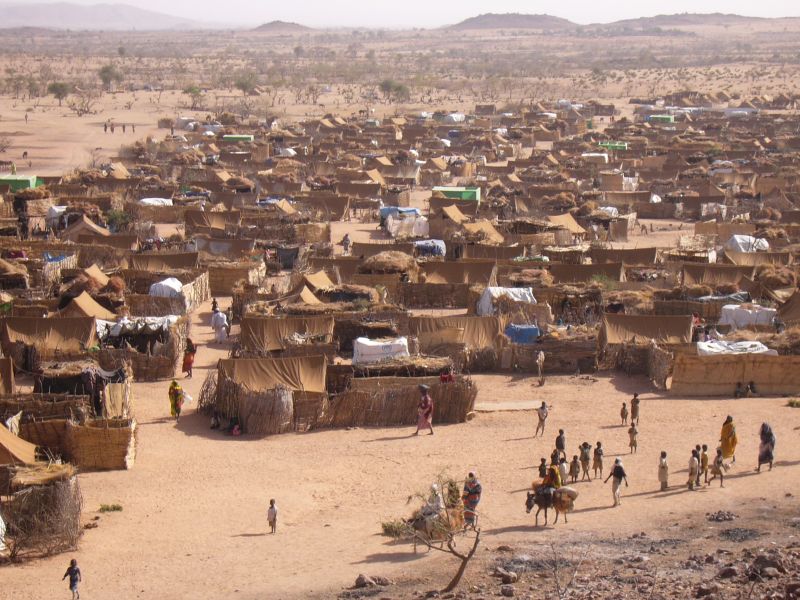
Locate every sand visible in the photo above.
<box><xmin>3</xmin><ymin>296</ymin><xmax>799</xmax><ymax>599</ymax></box>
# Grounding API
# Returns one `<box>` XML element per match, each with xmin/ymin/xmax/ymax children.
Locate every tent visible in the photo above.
<box><xmin>601</xmin><ymin>314</ymin><xmax>692</xmax><ymax>345</ymax></box>
<box><xmin>61</xmin><ymin>215</ymin><xmax>110</xmax><ymax>242</ymax></box>
<box><xmin>240</xmin><ymin>316</ymin><xmax>334</xmax><ymax>352</ymax></box>
<box><xmin>422</xmin><ymin>262</ymin><xmax>496</xmax><ymax>285</ymax></box>
<box><xmin>547</xmin><ymin>213</ymin><xmax>585</xmax><ymax>235</ymax></box>
<box><xmin>589</xmin><ymin>247</ymin><xmax>657</xmax><ymax>265</ymax></box>
<box><xmin>462</xmin><ymin>220</ymin><xmax>504</xmax><ymax>245</ymax></box>
<box><xmin>778</xmin><ymin>291</ymin><xmax>800</xmax><ymax>324</ymax></box>
<box><xmin>0</xmin><ymin>422</ymin><xmax>37</xmax><ymax>465</ymax></box>
<box><xmin>138</xmin><ymin>198</ymin><xmax>173</xmax><ymax>207</ymax></box>
<box><xmin>352</xmin><ymin>337</ymin><xmax>410</xmax><ymax>365</ymax></box>
<box><xmin>550</xmin><ymin>263</ymin><xmax>624</xmax><ymax>283</ymax></box>
<box><xmin>303</xmin><ymin>270</ymin><xmax>335</xmax><ymax>292</ymax></box>
<box><xmin>129</xmin><ymin>253</ymin><xmax>199</xmax><ymax>271</ymax></box>
<box><xmin>724</xmin><ymin>235</ymin><xmax>769</xmax><ymax>253</ymax></box>
<box><xmin>409</xmin><ymin>316</ymin><xmax>502</xmax><ymax>349</ymax></box>
<box><xmin>149</xmin><ymin>278</ymin><xmax>183</xmax><ymax>298</ymax></box>
<box><xmin>718</xmin><ymin>304</ymin><xmax>776</xmax><ymax>331</ymax></box>
<box><xmin>218</xmin><ymin>355</ymin><xmax>326</xmax><ymax>393</ymax></box>
<box><xmin>83</xmin><ymin>264</ymin><xmax>110</xmax><ymax>288</ymax></box>
<box><xmin>697</xmin><ymin>341</ymin><xmax>776</xmax><ymax>355</ymax></box>
<box><xmin>477</xmin><ymin>287</ymin><xmax>536</xmax><ymax>316</ymax></box>
<box><xmin>682</xmin><ymin>264</ymin><xmax>754</xmax><ymax>286</ymax></box>
<box><xmin>2</xmin><ymin>316</ymin><xmax>97</xmax><ymax>357</ymax></box>
<box><xmin>441</xmin><ymin>204</ymin><xmax>468</xmax><ymax>224</ymax></box>
<box><xmin>58</xmin><ymin>291</ymin><xmax>117</xmax><ymax>320</ymax></box>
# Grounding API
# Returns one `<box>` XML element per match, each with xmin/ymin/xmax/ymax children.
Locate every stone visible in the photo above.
<box><xmin>502</xmin><ymin>572</ymin><xmax>518</xmax><ymax>584</ymax></box>
<box><xmin>761</xmin><ymin>567</ymin><xmax>781</xmax><ymax>578</ymax></box>
<box><xmin>355</xmin><ymin>574</ymin><xmax>375</xmax><ymax>588</ymax></box>
<box><xmin>717</xmin><ymin>566</ymin><xmax>739</xmax><ymax>579</ymax></box>
<box><xmin>496</xmin><ymin>545</ymin><xmax>513</xmax><ymax>552</ymax></box>
<box><xmin>500</xmin><ymin>584</ymin><xmax>515</xmax><ymax>597</ymax></box>
<box><xmin>424</xmin><ymin>591</ymin><xmax>440</xmax><ymax>598</ymax></box>
<box><xmin>372</xmin><ymin>576</ymin><xmax>392</xmax><ymax>586</ymax></box>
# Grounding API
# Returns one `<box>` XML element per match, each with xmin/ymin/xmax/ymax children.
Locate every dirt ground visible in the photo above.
<box><xmin>3</xmin><ymin>293</ymin><xmax>799</xmax><ymax>599</ymax></box>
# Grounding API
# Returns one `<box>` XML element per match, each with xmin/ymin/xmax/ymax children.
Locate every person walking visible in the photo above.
<box><xmin>535</xmin><ymin>401</ymin><xmax>549</xmax><ymax>437</ymax></box>
<box><xmin>182</xmin><ymin>337</ymin><xmax>197</xmax><ymax>379</ymax></box>
<box><xmin>720</xmin><ymin>415</ymin><xmax>738</xmax><ymax>464</ymax></box>
<box><xmin>211</xmin><ymin>308</ymin><xmax>228</xmax><ymax>344</ymax></box>
<box><xmin>628</xmin><ymin>424</ymin><xmax>638</xmax><ymax>454</ymax></box>
<box><xmin>536</xmin><ymin>350</ymin><xmax>545</xmax><ymax>386</ymax></box>
<box><xmin>688</xmin><ymin>449</ymin><xmax>699</xmax><ymax>490</ymax></box>
<box><xmin>658</xmin><ymin>451</ymin><xmax>669</xmax><ymax>491</ymax></box>
<box><xmin>620</xmin><ymin>402</ymin><xmax>629</xmax><ymax>426</ymax></box>
<box><xmin>579</xmin><ymin>442</ymin><xmax>592</xmax><ymax>481</ymax></box>
<box><xmin>414</xmin><ymin>384</ymin><xmax>434</xmax><ymax>436</ymax></box>
<box><xmin>630</xmin><ymin>393</ymin><xmax>640</xmax><ymax>425</ymax></box>
<box><xmin>168</xmin><ymin>380</ymin><xmax>183</xmax><ymax>422</ymax></box>
<box><xmin>604</xmin><ymin>458</ymin><xmax>628</xmax><ymax>507</ymax></box>
<box><xmin>267</xmin><ymin>499</ymin><xmax>278</xmax><ymax>534</ymax></box>
<box><xmin>757</xmin><ymin>423</ymin><xmax>776</xmax><ymax>472</ymax></box>
<box><xmin>708</xmin><ymin>448</ymin><xmax>726</xmax><ymax>487</ymax></box>
<box><xmin>62</xmin><ymin>558</ymin><xmax>81</xmax><ymax>600</ymax></box>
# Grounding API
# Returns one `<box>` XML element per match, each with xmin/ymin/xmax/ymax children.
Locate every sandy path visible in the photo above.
<box><xmin>4</xmin><ymin>298</ymin><xmax>799</xmax><ymax>599</ymax></box>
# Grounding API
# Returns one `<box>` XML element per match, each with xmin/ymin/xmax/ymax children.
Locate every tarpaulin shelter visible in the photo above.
<box><xmin>441</xmin><ymin>204</ymin><xmax>468</xmax><ymax>224</ymax></box>
<box><xmin>129</xmin><ymin>253</ymin><xmax>199</xmax><ymax>271</ymax></box>
<box><xmin>303</xmin><ymin>270</ymin><xmax>335</xmax><ymax>292</ymax></box>
<box><xmin>682</xmin><ymin>263</ymin><xmax>754</xmax><ymax>285</ymax></box>
<box><xmin>778</xmin><ymin>291</ymin><xmax>800</xmax><ymax>324</ymax></box>
<box><xmin>422</xmin><ymin>261</ymin><xmax>496</xmax><ymax>285</ymax></box>
<box><xmin>547</xmin><ymin>213</ymin><xmax>585</xmax><ymax>236</ymax></box>
<box><xmin>600</xmin><ymin>314</ymin><xmax>692</xmax><ymax>346</ymax></box>
<box><xmin>462</xmin><ymin>220</ymin><xmax>504</xmax><ymax>245</ymax></box>
<box><xmin>589</xmin><ymin>247</ymin><xmax>657</xmax><ymax>265</ymax></box>
<box><xmin>218</xmin><ymin>355</ymin><xmax>327</xmax><ymax>393</ymax></box>
<box><xmin>724</xmin><ymin>250</ymin><xmax>791</xmax><ymax>267</ymax></box>
<box><xmin>83</xmin><ymin>264</ymin><xmax>110</xmax><ymax>288</ymax></box>
<box><xmin>0</xmin><ymin>422</ymin><xmax>37</xmax><ymax>465</ymax></box>
<box><xmin>718</xmin><ymin>304</ymin><xmax>776</xmax><ymax>330</ymax></box>
<box><xmin>671</xmin><ymin>354</ymin><xmax>800</xmax><ymax>396</ymax></box>
<box><xmin>2</xmin><ymin>316</ymin><xmax>97</xmax><ymax>360</ymax></box>
<box><xmin>149</xmin><ymin>278</ymin><xmax>183</xmax><ymax>298</ymax></box>
<box><xmin>240</xmin><ymin>316</ymin><xmax>334</xmax><ymax>352</ymax></box>
<box><xmin>410</xmin><ymin>316</ymin><xmax>502</xmax><ymax>349</ymax></box>
<box><xmin>550</xmin><ymin>263</ymin><xmax>624</xmax><ymax>283</ymax></box>
<box><xmin>193</xmin><ymin>235</ymin><xmax>255</xmax><ymax>258</ymax></box>
<box><xmin>476</xmin><ymin>287</ymin><xmax>537</xmax><ymax>316</ymax></box>
<box><xmin>184</xmin><ymin>209</ymin><xmax>241</xmax><ymax>231</ymax></box>
<box><xmin>352</xmin><ymin>337</ymin><xmax>410</xmax><ymax>365</ymax></box>
<box><xmin>57</xmin><ymin>291</ymin><xmax>117</xmax><ymax>321</ymax></box>
<box><xmin>61</xmin><ymin>215</ymin><xmax>110</xmax><ymax>242</ymax></box>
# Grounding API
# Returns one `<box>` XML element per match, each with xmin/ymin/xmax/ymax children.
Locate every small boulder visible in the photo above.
<box><xmin>717</xmin><ymin>566</ymin><xmax>739</xmax><ymax>579</ymax></box>
<box><xmin>355</xmin><ymin>574</ymin><xmax>375</xmax><ymax>588</ymax></box>
<box><xmin>502</xmin><ymin>572</ymin><xmax>519</xmax><ymax>585</ymax></box>
<box><xmin>500</xmin><ymin>584</ymin><xmax>515</xmax><ymax>597</ymax></box>
<box><xmin>761</xmin><ymin>567</ymin><xmax>781</xmax><ymax>579</ymax></box>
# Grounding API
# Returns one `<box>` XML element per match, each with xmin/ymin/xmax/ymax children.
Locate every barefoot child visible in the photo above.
<box><xmin>62</xmin><ymin>558</ymin><xmax>81</xmax><ymax>600</ymax></box>
<box><xmin>538</xmin><ymin>457</ymin><xmax>548</xmax><ymax>479</ymax></box>
<box><xmin>688</xmin><ymin>449</ymin><xmax>699</xmax><ymax>490</ymax></box>
<box><xmin>620</xmin><ymin>402</ymin><xmax>629</xmax><ymax>426</ymax></box>
<box><xmin>579</xmin><ymin>442</ymin><xmax>592</xmax><ymax>481</ymax></box>
<box><xmin>569</xmin><ymin>455</ymin><xmax>580</xmax><ymax>483</ymax></box>
<box><xmin>628</xmin><ymin>424</ymin><xmax>638</xmax><ymax>454</ymax></box>
<box><xmin>593</xmin><ymin>441</ymin><xmax>605</xmax><ymax>479</ymax></box>
<box><xmin>658</xmin><ymin>451</ymin><xmax>669</xmax><ymax>491</ymax></box>
<box><xmin>267</xmin><ymin>498</ymin><xmax>278</xmax><ymax>533</ymax></box>
<box><xmin>708</xmin><ymin>448</ymin><xmax>726</xmax><ymax>487</ymax></box>
<box><xmin>700</xmin><ymin>444</ymin><xmax>710</xmax><ymax>484</ymax></box>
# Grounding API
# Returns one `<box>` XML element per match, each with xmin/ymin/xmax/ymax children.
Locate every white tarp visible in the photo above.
<box><xmin>352</xmin><ymin>337</ymin><xmax>410</xmax><ymax>366</ymax></box>
<box><xmin>697</xmin><ymin>340</ymin><xmax>778</xmax><ymax>356</ymax></box>
<box><xmin>149</xmin><ymin>278</ymin><xmax>183</xmax><ymax>298</ymax></box>
<box><xmin>724</xmin><ymin>235</ymin><xmax>769</xmax><ymax>253</ymax></box>
<box><xmin>96</xmin><ymin>315</ymin><xmax>180</xmax><ymax>338</ymax></box>
<box><xmin>386</xmin><ymin>214</ymin><xmax>429</xmax><ymax>238</ymax></box>
<box><xmin>477</xmin><ymin>287</ymin><xmax>537</xmax><ymax>316</ymax></box>
<box><xmin>599</xmin><ymin>206</ymin><xmax>619</xmax><ymax>218</ymax></box>
<box><xmin>0</xmin><ymin>512</ymin><xmax>5</xmax><ymax>552</ymax></box>
<box><xmin>46</xmin><ymin>205</ymin><xmax>67</xmax><ymax>227</ymax></box>
<box><xmin>718</xmin><ymin>304</ymin><xmax>776</xmax><ymax>331</ymax></box>
<box><xmin>138</xmin><ymin>198</ymin><xmax>173</xmax><ymax>207</ymax></box>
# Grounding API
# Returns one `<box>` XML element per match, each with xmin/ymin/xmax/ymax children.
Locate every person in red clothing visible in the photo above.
<box><xmin>415</xmin><ymin>384</ymin><xmax>434</xmax><ymax>436</ymax></box>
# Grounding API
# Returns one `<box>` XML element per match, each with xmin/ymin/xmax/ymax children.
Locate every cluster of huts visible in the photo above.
<box><xmin>3</xmin><ymin>90</ymin><xmax>800</xmax><ymax>555</ymax></box>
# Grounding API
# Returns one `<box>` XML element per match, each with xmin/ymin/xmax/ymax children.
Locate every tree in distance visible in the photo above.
<box><xmin>98</xmin><ymin>64</ymin><xmax>123</xmax><ymax>91</ymax></box>
<box><xmin>47</xmin><ymin>82</ymin><xmax>71</xmax><ymax>106</ymax></box>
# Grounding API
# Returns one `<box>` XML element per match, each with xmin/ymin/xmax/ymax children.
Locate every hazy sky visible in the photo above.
<box><xmin>29</xmin><ymin>0</ymin><xmax>800</xmax><ymax>27</ymax></box>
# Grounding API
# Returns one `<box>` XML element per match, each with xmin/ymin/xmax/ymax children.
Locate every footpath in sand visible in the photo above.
<box><xmin>3</xmin><ymin>295</ymin><xmax>800</xmax><ymax>599</ymax></box>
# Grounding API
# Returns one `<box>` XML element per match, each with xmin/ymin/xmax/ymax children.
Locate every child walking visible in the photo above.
<box><xmin>620</xmin><ymin>402</ymin><xmax>629</xmax><ymax>426</ymax></box>
<box><xmin>569</xmin><ymin>455</ymin><xmax>580</xmax><ymax>483</ymax></box>
<box><xmin>267</xmin><ymin>499</ymin><xmax>278</xmax><ymax>533</ymax></box>
<box><xmin>708</xmin><ymin>448</ymin><xmax>726</xmax><ymax>487</ymax></box>
<box><xmin>700</xmin><ymin>444</ymin><xmax>710</xmax><ymax>484</ymax></box>
<box><xmin>62</xmin><ymin>558</ymin><xmax>81</xmax><ymax>600</ymax></box>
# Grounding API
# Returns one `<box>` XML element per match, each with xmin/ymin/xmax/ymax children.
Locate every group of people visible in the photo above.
<box><xmin>103</xmin><ymin>121</ymin><xmax>135</xmax><ymax>134</ymax></box>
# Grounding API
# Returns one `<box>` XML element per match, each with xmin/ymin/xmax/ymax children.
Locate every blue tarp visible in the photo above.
<box><xmin>504</xmin><ymin>323</ymin><xmax>540</xmax><ymax>345</ymax></box>
<box><xmin>43</xmin><ymin>253</ymin><xmax>67</xmax><ymax>263</ymax></box>
<box><xmin>414</xmin><ymin>239</ymin><xmax>446</xmax><ymax>257</ymax></box>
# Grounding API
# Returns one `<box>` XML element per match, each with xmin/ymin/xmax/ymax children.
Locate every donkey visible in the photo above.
<box><xmin>525</xmin><ymin>486</ymin><xmax>575</xmax><ymax>526</ymax></box>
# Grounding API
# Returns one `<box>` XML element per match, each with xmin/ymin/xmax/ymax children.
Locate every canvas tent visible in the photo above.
<box><xmin>778</xmin><ymin>291</ymin><xmax>800</xmax><ymax>324</ymax></box>
<box><xmin>239</xmin><ymin>316</ymin><xmax>335</xmax><ymax>352</ymax></box>
<box><xmin>352</xmin><ymin>337</ymin><xmax>410</xmax><ymax>365</ymax></box>
<box><xmin>218</xmin><ymin>355</ymin><xmax>326</xmax><ymax>393</ymax></box>
<box><xmin>718</xmin><ymin>304</ymin><xmax>776</xmax><ymax>331</ymax></box>
<box><xmin>57</xmin><ymin>291</ymin><xmax>117</xmax><ymax>320</ymax></box>
<box><xmin>589</xmin><ymin>247</ymin><xmax>657</xmax><ymax>265</ymax></box>
<box><xmin>2</xmin><ymin>316</ymin><xmax>97</xmax><ymax>358</ymax></box>
<box><xmin>547</xmin><ymin>213</ymin><xmax>585</xmax><ymax>236</ymax></box>
<box><xmin>149</xmin><ymin>278</ymin><xmax>183</xmax><ymax>298</ymax></box>
<box><xmin>476</xmin><ymin>287</ymin><xmax>537</xmax><ymax>316</ymax></box>
<box><xmin>61</xmin><ymin>215</ymin><xmax>110</xmax><ymax>242</ymax></box>
<box><xmin>550</xmin><ymin>263</ymin><xmax>624</xmax><ymax>283</ymax></box>
<box><xmin>421</xmin><ymin>261</ymin><xmax>496</xmax><ymax>285</ymax></box>
<box><xmin>682</xmin><ymin>264</ymin><xmax>754</xmax><ymax>286</ymax></box>
<box><xmin>409</xmin><ymin>316</ymin><xmax>502</xmax><ymax>349</ymax></box>
<box><xmin>129</xmin><ymin>253</ymin><xmax>199</xmax><ymax>271</ymax></box>
<box><xmin>601</xmin><ymin>314</ymin><xmax>692</xmax><ymax>345</ymax></box>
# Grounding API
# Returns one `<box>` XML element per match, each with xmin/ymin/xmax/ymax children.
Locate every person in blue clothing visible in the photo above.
<box><xmin>62</xmin><ymin>558</ymin><xmax>81</xmax><ymax>599</ymax></box>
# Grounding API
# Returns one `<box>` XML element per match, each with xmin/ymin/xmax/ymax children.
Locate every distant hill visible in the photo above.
<box><xmin>253</xmin><ymin>20</ymin><xmax>312</xmax><ymax>33</ymax></box>
<box><xmin>0</xmin><ymin>2</ymin><xmax>205</xmax><ymax>30</ymax></box>
<box><xmin>602</xmin><ymin>13</ymin><xmax>769</xmax><ymax>29</ymax></box>
<box><xmin>450</xmin><ymin>13</ymin><xmax>578</xmax><ymax>31</ymax></box>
